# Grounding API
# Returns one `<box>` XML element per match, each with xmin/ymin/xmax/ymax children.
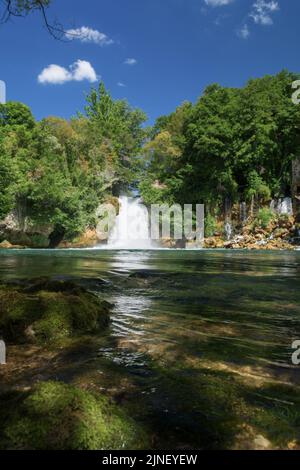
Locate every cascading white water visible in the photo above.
<box><xmin>224</xmin><ymin>222</ymin><xmax>233</xmax><ymax>241</ymax></box>
<box><xmin>270</xmin><ymin>197</ymin><xmax>293</xmax><ymax>216</ymax></box>
<box><xmin>107</xmin><ymin>196</ymin><xmax>153</xmax><ymax>249</ymax></box>
<box><xmin>277</xmin><ymin>197</ymin><xmax>293</xmax><ymax>216</ymax></box>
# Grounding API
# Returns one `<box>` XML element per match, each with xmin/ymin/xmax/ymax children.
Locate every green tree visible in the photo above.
<box><xmin>0</xmin><ymin>152</ymin><xmax>16</xmax><ymax>220</ymax></box>
<box><xmin>0</xmin><ymin>82</ymin><xmax>148</xmax><ymax>245</ymax></box>
<box><xmin>83</xmin><ymin>82</ymin><xmax>147</xmax><ymax>191</ymax></box>
<box><xmin>0</xmin><ymin>102</ymin><xmax>35</xmax><ymax>129</ymax></box>
<box><xmin>141</xmin><ymin>71</ymin><xmax>300</xmax><ymax>217</ymax></box>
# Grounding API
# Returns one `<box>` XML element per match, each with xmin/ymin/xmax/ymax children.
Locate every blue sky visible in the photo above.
<box><xmin>0</xmin><ymin>0</ymin><xmax>299</xmax><ymax>124</ymax></box>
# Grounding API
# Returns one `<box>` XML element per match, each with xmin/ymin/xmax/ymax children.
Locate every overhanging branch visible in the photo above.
<box><xmin>0</xmin><ymin>0</ymin><xmax>65</xmax><ymax>40</ymax></box>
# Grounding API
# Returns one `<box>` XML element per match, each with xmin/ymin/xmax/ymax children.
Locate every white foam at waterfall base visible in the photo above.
<box><xmin>107</xmin><ymin>196</ymin><xmax>154</xmax><ymax>249</ymax></box>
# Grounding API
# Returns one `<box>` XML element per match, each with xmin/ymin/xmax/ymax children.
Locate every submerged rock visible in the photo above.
<box><xmin>0</xmin><ymin>381</ymin><xmax>147</xmax><ymax>450</ymax></box>
<box><xmin>0</xmin><ymin>279</ymin><xmax>111</xmax><ymax>344</ymax></box>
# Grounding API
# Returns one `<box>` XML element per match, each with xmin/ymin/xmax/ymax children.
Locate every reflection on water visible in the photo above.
<box><xmin>112</xmin><ymin>295</ymin><xmax>151</xmax><ymax>338</ymax></box>
<box><xmin>1</xmin><ymin>249</ymin><xmax>300</xmax><ymax>448</ymax></box>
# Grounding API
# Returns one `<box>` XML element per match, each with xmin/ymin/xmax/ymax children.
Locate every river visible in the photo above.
<box><xmin>0</xmin><ymin>248</ymin><xmax>300</xmax><ymax>449</ymax></box>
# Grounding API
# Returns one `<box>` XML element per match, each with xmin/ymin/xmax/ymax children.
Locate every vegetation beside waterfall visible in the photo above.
<box><xmin>139</xmin><ymin>71</ymin><xmax>300</xmax><ymax>247</ymax></box>
<box><xmin>139</xmin><ymin>71</ymin><xmax>300</xmax><ymax>209</ymax></box>
<box><xmin>0</xmin><ymin>83</ymin><xmax>147</xmax><ymax>247</ymax></box>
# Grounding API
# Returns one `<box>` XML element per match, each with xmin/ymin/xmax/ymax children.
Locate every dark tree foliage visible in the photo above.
<box><xmin>140</xmin><ymin>71</ymin><xmax>300</xmax><ymax>213</ymax></box>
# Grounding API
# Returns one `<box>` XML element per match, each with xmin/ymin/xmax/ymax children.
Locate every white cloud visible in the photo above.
<box><xmin>71</xmin><ymin>60</ymin><xmax>98</xmax><ymax>82</ymax></box>
<box><xmin>250</xmin><ymin>0</ymin><xmax>279</xmax><ymax>26</ymax></box>
<box><xmin>124</xmin><ymin>58</ymin><xmax>137</xmax><ymax>65</ymax></box>
<box><xmin>238</xmin><ymin>24</ymin><xmax>250</xmax><ymax>39</ymax></box>
<box><xmin>205</xmin><ymin>0</ymin><xmax>234</xmax><ymax>6</ymax></box>
<box><xmin>65</xmin><ymin>26</ymin><xmax>113</xmax><ymax>46</ymax></box>
<box><xmin>204</xmin><ymin>0</ymin><xmax>279</xmax><ymax>38</ymax></box>
<box><xmin>38</xmin><ymin>64</ymin><xmax>71</xmax><ymax>85</ymax></box>
<box><xmin>117</xmin><ymin>82</ymin><xmax>126</xmax><ymax>87</ymax></box>
<box><xmin>38</xmin><ymin>60</ymin><xmax>98</xmax><ymax>85</ymax></box>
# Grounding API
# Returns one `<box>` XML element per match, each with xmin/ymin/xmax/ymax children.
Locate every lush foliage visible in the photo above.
<box><xmin>0</xmin><ymin>83</ymin><xmax>147</xmax><ymax>243</ymax></box>
<box><xmin>253</xmin><ymin>208</ymin><xmax>277</xmax><ymax>230</ymax></box>
<box><xmin>204</xmin><ymin>214</ymin><xmax>218</xmax><ymax>238</ymax></box>
<box><xmin>139</xmin><ymin>71</ymin><xmax>300</xmax><ymax>216</ymax></box>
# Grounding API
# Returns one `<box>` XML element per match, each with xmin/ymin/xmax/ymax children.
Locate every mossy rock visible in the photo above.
<box><xmin>0</xmin><ymin>279</ymin><xmax>111</xmax><ymax>344</ymax></box>
<box><xmin>0</xmin><ymin>381</ymin><xmax>147</xmax><ymax>450</ymax></box>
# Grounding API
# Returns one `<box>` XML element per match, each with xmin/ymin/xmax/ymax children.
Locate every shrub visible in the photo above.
<box><xmin>205</xmin><ymin>214</ymin><xmax>217</xmax><ymax>238</ymax></box>
<box><xmin>254</xmin><ymin>208</ymin><xmax>276</xmax><ymax>229</ymax></box>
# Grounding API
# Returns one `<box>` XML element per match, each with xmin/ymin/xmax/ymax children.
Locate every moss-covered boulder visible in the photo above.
<box><xmin>0</xmin><ymin>279</ymin><xmax>111</xmax><ymax>344</ymax></box>
<box><xmin>0</xmin><ymin>381</ymin><xmax>147</xmax><ymax>450</ymax></box>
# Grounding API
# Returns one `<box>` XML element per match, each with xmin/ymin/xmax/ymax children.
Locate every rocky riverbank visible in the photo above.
<box><xmin>204</xmin><ymin>214</ymin><xmax>298</xmax><ymax>250</ymax></box>
<box><xmin>1</xmin><ymin>203</ymin><xmax>300</xmax><ymax>250</ymax></box>
<box><xmin>0</xmin><ymin>196</ymin><xmax>120</xmax><ymax>250</ymax></box>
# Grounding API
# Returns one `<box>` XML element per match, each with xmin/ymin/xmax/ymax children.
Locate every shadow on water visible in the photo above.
<box><xmin>0</xmin><ymin>249</ymin><xmax>300</xmax><ymax>448</ymax></box>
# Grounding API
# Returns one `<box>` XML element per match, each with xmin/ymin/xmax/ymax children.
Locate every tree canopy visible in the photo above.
<box><xmin>0</xmin><ymin>82</ymin><xmax>147</xmax><ymax>241</ymax></box>
<box><xmin>139</xmin><ymin>71</ymin><xmax>300</xmax><ymax>215</ymax></box>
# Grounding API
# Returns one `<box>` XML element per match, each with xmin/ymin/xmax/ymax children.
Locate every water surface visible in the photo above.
<box><xmin>1</xmin><ymin>249</ymin><xmax>300</xmax><ymax>449</ymax></box>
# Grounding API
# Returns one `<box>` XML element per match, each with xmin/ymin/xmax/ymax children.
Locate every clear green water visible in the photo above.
<box><xmin>1</xmin><ymin>249</ymin><xmax>300</xmax><ymax>449</ymax></box>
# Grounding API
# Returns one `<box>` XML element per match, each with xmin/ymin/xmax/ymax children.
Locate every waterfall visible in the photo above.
<box><xmin>277</xmin><ymin>197</ymin><xmax>293</xmax><ymax>216</ymax></box>
<box><xmin>224</xmin><ymin>222</ymin><xmax>233</xmax><ymax>241</ymax></box>
<box><xmin>240</xmin><ymin>202</ymin><xmax>247</xmax><ymax>224</ymax></box>
<box><xmin>107</xmin><ymin>196</ymin><xmax>153</xmax><ymax>249</ymax></box>
<box><xmin>270</xmin><ymin>197</ymin><xmax>293</xmax><ymax>216</ymax></box>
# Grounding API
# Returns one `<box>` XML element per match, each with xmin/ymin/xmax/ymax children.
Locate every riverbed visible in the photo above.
<box><xmin>0</xmin><ymin>249</ymin><xmax>300</xmax><ymax>449</ymax></box>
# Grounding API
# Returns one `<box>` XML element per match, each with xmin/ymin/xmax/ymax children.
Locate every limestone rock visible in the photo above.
<box><xmin>59</xmin><ymin>228</ymin><xmax>99</xmax><ymax>248</ymax></box>
<box><xmin>204</xmin><ymin>237</ymin><xmax>225</xmax><ymax>248</ymax></box>
<box><xmin>253</xmin><ymin>435</ymin><xmax>271</xmax><ymax>450</ymax></box>
<box><xmin>0</xmin><ymin>240</ymin><xmax>24</xmax><ymax>249</ymax></box>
